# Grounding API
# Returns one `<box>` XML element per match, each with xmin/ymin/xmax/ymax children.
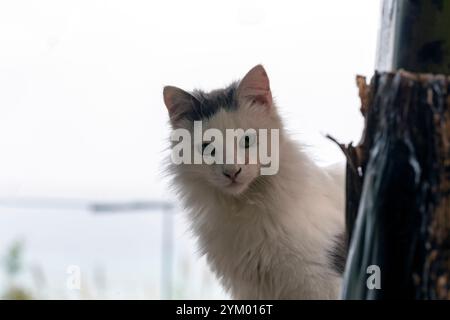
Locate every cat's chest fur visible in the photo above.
<box><xmin>183</xmin><ymin>157</ymin><xmax>345</xmax><ymax>299</ymax></box>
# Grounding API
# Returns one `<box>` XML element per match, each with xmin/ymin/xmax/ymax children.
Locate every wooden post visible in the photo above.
<box><xmin>342</xmin><ymin>0</ymin><xmax>450</xmax><ymax>299</ymax></box>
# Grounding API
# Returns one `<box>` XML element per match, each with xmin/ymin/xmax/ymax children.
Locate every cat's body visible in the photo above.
<box><xmin>163</xmin><ymin>65</ymin><xmax>346</xmax><ymax>299</ymax></box>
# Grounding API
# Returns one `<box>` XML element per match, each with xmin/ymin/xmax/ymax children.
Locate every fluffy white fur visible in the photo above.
<box><xmin>165</xmin><ymin>65</ymin><xmax>345</xmax><ymax>299</ymax></box>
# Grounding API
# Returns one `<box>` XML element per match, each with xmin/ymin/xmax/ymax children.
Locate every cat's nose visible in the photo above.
<box><xmin>223</xmin><ymin>167</ymin><xmax>242</xmax><ymax>181</ymax></box>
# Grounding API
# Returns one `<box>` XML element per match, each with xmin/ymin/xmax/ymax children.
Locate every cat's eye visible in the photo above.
<box><xmin>201</xmin><ymin>142</ymin><xmax>215</xmax><ymax>157</ymax></box>
<box><xmin>240</xmin><ymin>134</ymin><xmax>256</xmax><ymax>149</ymax></box>
<box><xmin>244</xmin><ymin>136</ymin><xmax>250</xmax><ymax>148</ymax></box>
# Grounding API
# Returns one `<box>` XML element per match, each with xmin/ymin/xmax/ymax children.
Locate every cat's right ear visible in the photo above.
<box><xmin>163</xmin><ymin>86</ymin><xmax>197</xmax><ymax>125</ymax></box>
<box><xmin>237</xmin><ymin>65</ymin><xmax>272</xmax><ymax>108</ymax></box>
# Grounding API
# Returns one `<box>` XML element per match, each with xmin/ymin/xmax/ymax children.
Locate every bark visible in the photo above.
<box><xmin>340</xmin><ymin>0</ymin><xmax>450</xmax><ymax>300</ymax></box>
<box><xmin>342</xmin><ymin>71</ymin><xmax>450</xmax><ymax>299</ymax></box>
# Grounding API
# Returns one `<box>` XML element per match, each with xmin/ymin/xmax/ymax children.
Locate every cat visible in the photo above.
<box><xmin>163</xmin><ymin>64</ymin><xmax>346</xmax><ymax>299</ymax></box>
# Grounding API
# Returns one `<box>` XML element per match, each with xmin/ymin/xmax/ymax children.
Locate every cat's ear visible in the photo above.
<box><xmin>163</xmin><ymin>86</ymin><xmax>198</xmax><ymax>124</ymax></box>
<box><xmin>237</xmin><ymin>64</ymin><xmax>272</xmax><ymax>107</ymax></box>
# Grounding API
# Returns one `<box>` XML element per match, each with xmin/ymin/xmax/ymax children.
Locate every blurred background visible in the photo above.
<box><xmin>0</xmin><ymin>0</ymin><xmax>381</xmax><ymax>299</ymax></box>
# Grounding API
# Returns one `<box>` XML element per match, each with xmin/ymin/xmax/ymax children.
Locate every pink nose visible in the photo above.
<box><xmin>223</xmin><ymin>167</ymin><xmax>242</xmax><ymax>181</ymax></box>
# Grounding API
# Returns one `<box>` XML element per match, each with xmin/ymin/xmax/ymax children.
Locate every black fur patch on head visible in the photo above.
<box><xmin>184</xmin><ymin>82</ymin><xmax>239</xmax><ymax>121</ymax></box>
<box><xmin>328</xmin><ymin>232</ymin><xmax>348</xmax><ymax>275</ymax></box>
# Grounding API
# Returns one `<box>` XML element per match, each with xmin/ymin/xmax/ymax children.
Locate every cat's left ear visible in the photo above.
<box><xmin>237</xmin><ymin>64</ymin><xmax>272</xmax><ymax>107</ymax></box>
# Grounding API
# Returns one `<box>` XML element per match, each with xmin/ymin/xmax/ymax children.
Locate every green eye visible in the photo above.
<box><xmin>202</xmin><ymin>142</ymin><xmax>215</xmax><ymax>156</ymax></box>
<box><xmin>244</xmin><ymin>136</ymin><xmax>250</xmax><ymax>148</ymax></box>
<box><xmin>240</xmin><ymin>134</ymin><xmax>256</xmax><ymax>149</ymax></box>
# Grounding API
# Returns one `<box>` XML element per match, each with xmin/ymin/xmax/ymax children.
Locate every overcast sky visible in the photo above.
<box><xmin>0</xmin><ymin>0</ymin><xmax>381</xmax><ymax>201</ymax></box>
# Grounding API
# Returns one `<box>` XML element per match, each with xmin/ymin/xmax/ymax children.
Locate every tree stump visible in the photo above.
<box><xmin>342</xmin><ymin>71</ymin><xmax>450</xmax><ymax>299</ymax></box>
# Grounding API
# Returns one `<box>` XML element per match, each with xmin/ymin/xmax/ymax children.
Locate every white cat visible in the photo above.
<box><xmin>163</xmin><ymin>65</ymin><xmax>346</xmax><ymax>299</ymax></box>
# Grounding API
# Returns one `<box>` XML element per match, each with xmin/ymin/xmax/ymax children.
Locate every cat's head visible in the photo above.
<box><xmin>163</xmin><ymin>65</ymin><xmax>281</xmax><ymax>196</ymax></box>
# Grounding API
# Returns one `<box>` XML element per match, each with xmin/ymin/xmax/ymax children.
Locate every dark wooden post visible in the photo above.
<box><xmin>377</xmin><ymin>0</ymin><xmax>450</xmax><ymax>74</ymax></box>
<box><xmin>342</xmin><ymin>0</ymin><xmax>450</xmax><ymax>299</ymax></box>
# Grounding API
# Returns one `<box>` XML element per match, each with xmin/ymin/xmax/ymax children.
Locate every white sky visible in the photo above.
<box><xmin>0</xmin><ymin>0</ymin><xmax>381</xmax><ymax>201</ymax></box>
